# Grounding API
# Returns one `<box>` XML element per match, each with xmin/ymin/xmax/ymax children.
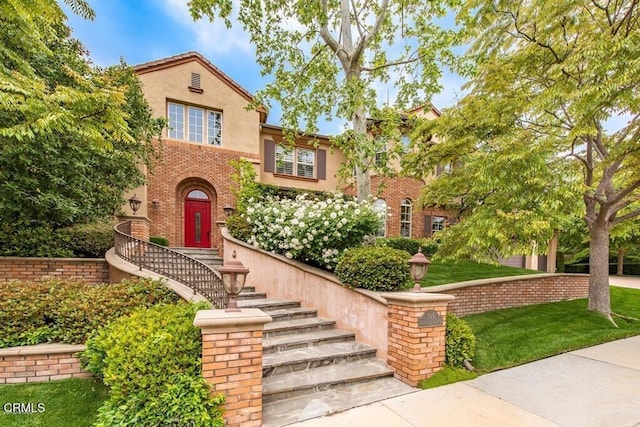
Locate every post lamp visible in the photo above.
<box><xmin>408</xmin><ymin>247</ymin><xmax>430</xmax><ymax>292</ymax></box>
<box><xmin>128</xmin><ymin>194</ymin><xmax>142</xmax><ymax>215</ymax></box>
<box><xmin>219</xmin><ymin>250</ymin><xmax>250</xmax><ymax>311</ymax></box>
<box><xmin>223</xmin><ymin>204</ymin><xmax>236</xmax><ymax>218</ymax></box>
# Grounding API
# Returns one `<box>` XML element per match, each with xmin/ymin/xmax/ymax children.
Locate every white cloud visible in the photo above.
<box><xmin>159</xmin><ymin>0</ymin><xmax>252</xmax><ymax>55</ymax></box>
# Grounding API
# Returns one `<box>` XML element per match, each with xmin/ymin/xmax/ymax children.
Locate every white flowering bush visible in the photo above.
<box><xmin>243</xmin><ymin>193</ymin><xmax>382</xmax><ymax>269</ymax></box>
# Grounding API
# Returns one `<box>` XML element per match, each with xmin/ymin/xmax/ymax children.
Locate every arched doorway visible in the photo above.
<box><xmin>184</xmin><ymin>189</ymin><xmax>211</xmax><ymax>247</ymax></box>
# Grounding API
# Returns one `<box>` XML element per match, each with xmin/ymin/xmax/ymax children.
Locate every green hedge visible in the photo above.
<box><xmin>150</xmin><ymin>236</ymin><xmax>169</xmax><ymax>246</ymax></box>
<box><xmin>445</xmin><ymin>314</ymin><xmax>476</xmax><ymax>368</ymax></box>
<box><xmin>564</xmin><ymin>263</ymin><xmax>640</xmax><ymax>275</ymax></box>
<box><xmin>82</xmin><ymin>303</ymin><xmax>224</xmax><ymax>426</ymax></box>
<box><xmin>0</xmin><ymin>278</ymin><xmax>179</xmax><ymax>348</ymax></box>
<box><xmin>375</xmin><ymin>237</ymin><xmax>439</xmax><ymax>257</ymax></box>
<box><xmin>335</xmin><ymin>246</ymin><xmax>412</xmax><ymax>291</ymax></box>
<box><xmin>60</xmin><ymin>221</ymin><xmax>115</xmax><ymax>257</ymax></box>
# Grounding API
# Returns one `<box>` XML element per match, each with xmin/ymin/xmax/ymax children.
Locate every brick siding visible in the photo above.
<box><xmin>0</xmin><ymin>257</ymin><xmax>109</xmax><ymax>284</ymax></box>
<box><xmin>0</xmin><ymin>345</ymin><xmax>91</xmax><ymax>384</ymax></box>
<box><xmin>146</xmin><ymin>139</ymin><xmax>259</xmax><ymax>248</ymax></box>
<box><xmin>430</xmin><ymin>274</ymin><xmax>590</xmax><ymax>317</ymax></box>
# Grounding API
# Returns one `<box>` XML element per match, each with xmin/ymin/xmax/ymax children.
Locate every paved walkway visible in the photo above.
<box><xmin>292</xmin><ymin>277</ymin><xmax>640</xmax><ymax>427</ymax></box>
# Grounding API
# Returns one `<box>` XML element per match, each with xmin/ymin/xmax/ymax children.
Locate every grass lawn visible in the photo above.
<box><xmin>465</xmin><ymin>286</ymin><xmax>640</xmax><ymax>372</ymax></box>
<box><xmin>0</xmin><ymin>378</ymin><xmax>107</xmax><ymax>427</ymax></box>
<box><xmin>421</xmin><ymin>259</ymin><xmax>539</xmax><ymax>287</ymax></box>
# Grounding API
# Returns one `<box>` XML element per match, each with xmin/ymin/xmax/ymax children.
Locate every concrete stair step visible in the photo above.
<box><xmin>262</xmin><ymin>342</ymin><xmax>377</xmax><ymax>377</ymax></box>
<box><xmin>262</xmin><ymin>358</ymin><xmax>395</xmax><ymax>403</ymax></box>
<box><xmin>237</xmin><ymin>298</ymin><xmax>301</xmax><ymax>311</ymax></box>
<box><xmin>237</xmin><ymin>291</ymin><xmax>268</xmax><ymax>300</ymax></box>
<box><xmin>263</xmin><ymin>329</ymin><xmax>355</xmax><ymax>354</ymax></box>
<box><xmin>262</xmin><ymin>376</ymin><xmax>415</xmax><ymax>427</ymax></box>
<box><xmin>264</xmin><ymin>307</ymin><xmax>317</xmax><ymax>322</ymax></box>
<box><xmin>264</xmin><ymin>317</ymin><xmax>335</xmax><ymax>338</ymax></box>
<box><xmin>171</xmin><ymin>247</ymin><xmax>220</xmax><ymax>256</ymax></box>
<box><xmin>241</xmin><ymin>286</ymin><xmax>256</xmax><ymax>293</ymax></box>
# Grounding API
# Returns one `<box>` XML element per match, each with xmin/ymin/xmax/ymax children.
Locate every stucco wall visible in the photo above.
<box><xmin>222</xmin><ymin>229</ymin><xmax>389</xmax><ymax>360</ymax></box>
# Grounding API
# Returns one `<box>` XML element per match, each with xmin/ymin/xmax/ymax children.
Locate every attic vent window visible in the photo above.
<box><xmin>189</xmin><ymin>73</ymin><xmax>204</xmax><ymax>94</ymax></box>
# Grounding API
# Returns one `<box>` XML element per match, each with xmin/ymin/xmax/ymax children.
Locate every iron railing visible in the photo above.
<box><xmin>114</xmin><ymin>221</ymin><xmax>228</xmax><ymax>308</ymax></box>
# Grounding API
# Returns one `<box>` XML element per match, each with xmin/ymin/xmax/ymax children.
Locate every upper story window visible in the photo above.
<box><xmin>400</xmin><ymin>198</ymin><xmax>412</xmax><ymax>237</ymax></box>
<box><xmin>432</xmin><ymin>216</ymin><xmax>447</xmax><ymax>233</ymax></box>
<box><xmin>375</xmin><ymin>137</ymin><xmax>388</xmax><ymax>167</ymax></box>
<box><xmin>167</xmin><ymin>101</ymin><xmax>222</xmax><ymax>146</ymax></box>
<box><xmin>400</xmin><ymin>135</ymin><xmax>410</xmax><ymax>152</ymax></box>
<box><xmin>276</xmin><ymin>145</ymin><xmax>315</xmax><ymax>178</ymax></box>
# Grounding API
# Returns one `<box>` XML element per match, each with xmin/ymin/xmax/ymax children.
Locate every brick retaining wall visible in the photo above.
<box><xmin>0</xmin><ymin>257</ymin><xmax>109</xmax><ymax>284</ymax></box>
<box><xmin>0</xmin><ymin>344</ymin><xmax>91</xmax><ymax>384</ymax></box>
<box><xmin>429</xmin><ymin>274</ymin><xmax>590</xmax><ymax>317</ymax></box>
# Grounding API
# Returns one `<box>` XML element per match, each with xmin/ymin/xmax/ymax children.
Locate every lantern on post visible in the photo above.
<box><xmin>128</xmin><ymin>194</ymin><xmax>142</xmax><ymax>215</ymax></box>
<box><xmin>408</xmin><ymin>247</ymin><xmax>430</xmax><ymax>292</ymax></box>
<box><xmin>219</xmin><ymin>250</ymin><xmax>250</xmax><ymax>311</ymax></box>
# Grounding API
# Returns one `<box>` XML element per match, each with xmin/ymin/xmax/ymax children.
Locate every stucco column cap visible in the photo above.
<box><xmin>116</xmin><ymin>215</ymin><xmax>152</xmax><ymax>224</ymax></box>
<box><xmin>193</xmin><ymin>308</ymin><xmax>272</xmax><ymax>329</ymax></box>
<box><xmin>383</xmin><ymin>292</ymin><xmax>455</xmax><ymax>307</ymax></box>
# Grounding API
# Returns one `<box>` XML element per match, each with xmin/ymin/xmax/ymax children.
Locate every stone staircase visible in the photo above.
<box><xmin>171</xmin><ymin>247</ymin><xmax>223</xmax><ymax>270</ymax></box>
<box><xmin>237</xmin><ymin>287</ymin><xmax>415</xmax><ymax>426</ymax></box>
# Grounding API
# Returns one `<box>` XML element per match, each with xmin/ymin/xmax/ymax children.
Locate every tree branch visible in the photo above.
<box><xmin>612</xmin><ymin>206</ymin><xmax>640</xmax><ymax>226</ymax></box>
<box><xmin>353</xmin><ymin>0</ymin><xmax>389</xmax><ymax>62</ymax></box>
<box><xmin>361</xmin><ymin>50</ymin><xmax>424</xmax><ymax>72</ymax></box>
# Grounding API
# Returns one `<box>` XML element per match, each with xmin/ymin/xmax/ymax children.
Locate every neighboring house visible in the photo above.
<box><xmin>122</xmin><ymin>51</ymin><xmax>454</xmax><ymax>249</ymax></box>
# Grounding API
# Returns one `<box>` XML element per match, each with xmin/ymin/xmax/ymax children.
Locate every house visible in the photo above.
<box><xmin>122</xmin><ymin>52</ymin><xmax>454</xmax><ymax>250</ymax></box>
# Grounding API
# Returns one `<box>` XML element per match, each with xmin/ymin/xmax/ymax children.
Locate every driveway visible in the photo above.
<box><xmin>610</xmin><ymin>275</ymin><xmax>640</xmax><ymax>290</ymax></box>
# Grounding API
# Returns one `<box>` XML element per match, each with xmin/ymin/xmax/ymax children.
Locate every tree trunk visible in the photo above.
<box><xmin>617</xmin><ymin>248</ymin><xmax>625</xmax><ymax>276</ymax></box>
<box><xmin>587</xmin><ymin>223</ymin><xmax>611</xmax><ymax>317</ymax></box>
<box><xmin>352</xmin><ymin>96</ymin><xmax>371</xmax><ymax>202</ymax></box>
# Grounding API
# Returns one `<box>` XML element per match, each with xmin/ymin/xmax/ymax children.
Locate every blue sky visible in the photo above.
<box><xmin>63</xmin><ymin>0</ymin><xmax>465</xmax><ymax>135</ymax></box>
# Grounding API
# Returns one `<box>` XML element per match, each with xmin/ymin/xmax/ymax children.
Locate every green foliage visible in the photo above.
<box><xmin>375</xmin><ymin>237</ymin><xmax>439</xmax><ymax>257</ymax></box>
<box><xmin>149</xmin><ymin>236</ymin><xmax>169</xmax><ymax>246</ymax></box>
<box><xmin>226</xmin><ymin>213</ymin><xmax>252</xmax><ymax>241</ymax></box>
<box><xmin>445</xmin><ymin>314</ymin><xmax>476</xmax><ymax>368</ymax></box>
<box><xmin>336</xmin><ymin>246</ymin><xmax>411</xmax><ymax>291</ymax></box>
<box><xmin>0</xmin><ymin>278</ymin><xmax>179</xmax><ymax>348</ymax></box>
<box><xmin>82</xmin><ymin>302</ymin><xmax>224</xmax><ymax>427</ymax></box>
<box><xmin>59</xmin><ymin>222</ymin><xmax>115</xmax><ymax>257</ymax></box>
<box><xmin>0</xmin><ymin>2</ymin><xmax>164</xmax><ymax>241</ymax></box>
<box><xmin>189</xmin><ymin>0</ymin><xmax>463</xmax><ymax>200</ymax></box>
<box><xmin>0</xmin><ymin>225</ymin><xmax>74</xmax><ymax>257</ymax></box>
<box><xmin>418</xmin><ymin>366</ymin><xmax>478</xmax><ymax>389</ymax></box>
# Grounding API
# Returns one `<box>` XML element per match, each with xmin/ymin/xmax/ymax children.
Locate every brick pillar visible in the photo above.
<box><xmin>383</xmin><ymin>292</ymin><xmax>455</xmax><ymax>387</ymax></box>
<box><xmin>193</xmin><ymin>308</ymin><xmax>272</xmax><ymax>427</ymax></box>
<box><xmin>129</xmin><ymin>217</ymin><xmax>150</xmax><ymax>241</ymax></box>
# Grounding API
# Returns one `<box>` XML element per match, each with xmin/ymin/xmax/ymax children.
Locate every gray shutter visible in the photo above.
<box><xmin>264</xmin><ymin>139</ymin><xmax>275</xmax><ymax>173</ymax></box>
<box><xmin>436</xmin><ymin>165</ymin><xmax>444</xmax><ymax>176</ymax></box>
<box><xmin>317</xmin><ymin>149</ymin><xmax>326</xmax><ymax>180</ymax></box>
<box><xmin>424</xmin><ymin>215</ymin><xmax>432</xmax><ymax>237</ymax></box>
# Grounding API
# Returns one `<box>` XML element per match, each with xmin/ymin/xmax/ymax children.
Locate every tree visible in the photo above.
<box><xmin>189</xmin><ymin>0</ymin><xmax>461</xmax><ymax>201</ymax></box>
<box><xmin>0</xmin><ymin>1</ymin><xmax>164</xmax><ymax>246</ymax></box>
<box><xmin>405</xmin><ymin>0</ymin><xmax>640</xmax><ymax>318</ymax></box>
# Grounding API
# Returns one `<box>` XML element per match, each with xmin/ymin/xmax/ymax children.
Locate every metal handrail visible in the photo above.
<box><xmin>114</xmin><ymin>221</ymin><xmax>228</xmax><ymax>308</ymax></box>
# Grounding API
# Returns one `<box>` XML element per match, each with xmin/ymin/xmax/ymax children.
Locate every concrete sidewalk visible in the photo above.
<box><xmin>292</xmin><ymin>335</ymin><xmax>640</xmax><ymax>427</ymax></box>
<box><xmin>610</xmin><ymin>275</ymin><xmax>640</xmax><ymax>289</ymax></box>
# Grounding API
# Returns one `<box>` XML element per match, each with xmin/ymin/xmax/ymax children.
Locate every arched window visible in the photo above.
<box><xmin>400</xmin><ymin>199</ymin><xmax>412</xmax><ymax>237</ymax></box>
<box><xmin>372</xmin><ymin>199</ymin><xmax>387</xmax><ymax>237</ymax></box>
<box><xmin>186</xmin><ymin>189</ymin><xmax>209</xmax><ymax>200</ymax></box>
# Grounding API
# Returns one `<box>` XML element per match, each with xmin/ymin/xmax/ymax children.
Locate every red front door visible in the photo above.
<box><xmin>185</xmin><ymin>199</ymin><xmax>211</xmax><ymax>248</ymax></box>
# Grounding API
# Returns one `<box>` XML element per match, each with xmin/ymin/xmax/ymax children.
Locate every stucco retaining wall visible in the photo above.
<box><xmin>222</xmin><ymin>229</ymin><xmax>389</xmax><ymax>360</ymax></box>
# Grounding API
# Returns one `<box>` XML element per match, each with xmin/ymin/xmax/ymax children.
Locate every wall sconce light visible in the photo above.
<box><xmin>219</xmin><ymin>250</ymin><xmax>250</xmax><ymax>311</ymax></box>
<box><xmin>408</xmin><ymin>247</ymin><xmax>430</xmax><ymax>292</ymax></box>
<box><xmin>128</xmin><ymin>194</ymin><xmax>142</xmax><ymax>215</ymax></box>
<box><xmin>223</xmin><ymin>204</ymin><xmax>236</xmax><ymax>218</ymax></box>
<box><xmin>151</xmin><ymin>199</ymin><xmax>160</xmax><ymax>209</ymax></box>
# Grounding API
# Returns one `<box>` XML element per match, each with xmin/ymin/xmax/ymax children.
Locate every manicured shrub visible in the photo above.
<box><xmin>244</xmin><ymin>193</ymin><xmax>382</xmax><ymax>269</ymax></box>
<box><xmin>82</xmin><ymin>302</ymin><xmax>224</xmax><ymax>427</ymax></box>
<box><xmin>150</xmin><ymin>236</ymin><xmax>169</xmax><ymax>246</ymax></box>
<box><xmin>445</xmin><ymin>314</ymin><xmax>476</xmax><ymax>368</ymax></box>
<box><xmin>59</xmin><ymin>221</ymin><xmax>115</xmax><ymax>257</ymax></box>
<box><xmin>0</xmin><ymin>225</ymin><xmax>73</xmax><ymax>257</ymax></box>
<box><xmin>335</xmin><ymin>246</ymin><xmax>412</xmax><ymax>291</ymax></box>
<box><xmin>0</xmin><ymin>278</ymin><xmax>179</xmax><ymax>348</ymax></box>
<box><xmin>226</xmin><ymin>212</ymin><xmax>252</xmax><ymax>241</ymax></box>
<box><xmin>375</xmin><ymin>236</ymin><xmax>439</xmax><ymax>257</ymax></box>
